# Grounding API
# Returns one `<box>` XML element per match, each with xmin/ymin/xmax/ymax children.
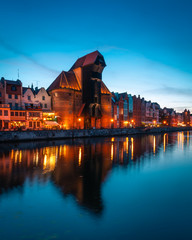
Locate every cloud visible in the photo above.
<box><xmin>0</xmin><ymin>37</ymin><xmax>59</xmax><ymax>74</ymax></box>
<box><xmin>143</xmin><ymin>85</ymin><xmax>192</xmax><ymax>97</ymax></box>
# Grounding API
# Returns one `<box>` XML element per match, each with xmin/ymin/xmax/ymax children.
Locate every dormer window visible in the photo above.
<box><xmin>28</xmin><ymin>96</ymin><xmax>31</xmax><ymax>101</ymax></box>
<box><xmin>42</xmin><ymin>96</ymin><xmax>45</xmax><ymax>100</ymax></box>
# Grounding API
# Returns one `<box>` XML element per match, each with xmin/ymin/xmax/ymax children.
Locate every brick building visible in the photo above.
<box><xmin>47</xmin><ymin>51</ymin><xmax>111</xmax><ymax>129</ymax></box>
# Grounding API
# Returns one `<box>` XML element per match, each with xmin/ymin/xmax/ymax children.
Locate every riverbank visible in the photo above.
<box><xmin>0</xmin><ymin>127</ymin><xmax>191</xmax><ymax>143</ymax></box>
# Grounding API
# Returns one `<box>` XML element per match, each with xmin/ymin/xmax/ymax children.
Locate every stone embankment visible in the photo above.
<box><xmin>0</xmin><ymin>127</ymin><xmax>191</xmax><ymax>143</ymax></box>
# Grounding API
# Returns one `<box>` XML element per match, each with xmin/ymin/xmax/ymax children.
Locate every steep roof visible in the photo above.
<box><xmin>101</xmin><ymin>81</ymin><xmax>111</xmax><ymax>95</ymax></box>
<box><xmin>47</xmin><ymin>71</ymin><xmax>81</xmax><ymax>92</ymax></box>
<box><xmin>22</xmin><ymin>87</ymin><xmax>29</xmax><ymax>94</ymax></box>
<box><xmin>70</xmin><ymin>51</ymin><xmax>106</xmax><ymax>71</ymax></box>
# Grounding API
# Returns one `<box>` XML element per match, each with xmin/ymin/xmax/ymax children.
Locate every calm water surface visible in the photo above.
<box><xmin>0</xmin><ymin>132</ymin><xmax>192</xmax><ymax>240</ymax></box>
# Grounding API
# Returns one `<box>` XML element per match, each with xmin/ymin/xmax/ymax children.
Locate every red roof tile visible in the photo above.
<box><xmin>70</xmin><ymin>51</ymin><xmax>106</xmax><ymax>70</ymax></box>
<box><xmin>47</xmin><ymin>71</ymin><xmax>81</xmax><ymax>92</ymax></box>
<box><xmin>101</xmin><ymin>81</ymin><xmax>111</xmax><ymax>95</ymax></box>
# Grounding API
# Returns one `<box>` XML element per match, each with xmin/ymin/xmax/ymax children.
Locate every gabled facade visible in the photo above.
<box><xmin>34</xmin><ymin>87</ymin><xmax>51</xmax><ymax>111</ymax></box>
<box><xmin>0</xmin><ymin>78</ymin><xmax>22</xmax><ymax>109</ymax></box>
<box><xmin>47</xmin><ymin>51</ymin><xmax>111</xmax><ymax>129</ymax></box>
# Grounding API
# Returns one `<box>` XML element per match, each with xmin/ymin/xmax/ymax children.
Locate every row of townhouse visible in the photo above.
<box><xmin>0</xmin><ymin>77</ymin><xmax>57</xmax><ymax>130</ymax></box>
<box><xmin>111</xmin><ymin>92</ymin><xmax>191</xmax><ymax>128</ymax></box>
<box><xmin>111</xmin><ymin>92</ymin><xmax>160</xmax><ymax>128</ymax></box>
<box><xmin>1</xmin><ymin>51</ymin><xmax>191</xmax><ymax>131</ymax></box>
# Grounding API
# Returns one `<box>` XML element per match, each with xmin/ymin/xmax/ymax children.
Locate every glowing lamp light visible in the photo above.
<box><xmin>131</xmin><ymin>119</ymin><xmax>134</xmax><ymax>123</ymax></box>
<box><xmin>78</xmin><ymin>118</ymin><xmax>81</xmax><ymax>122</ymax></box>
<box><xmin>111</xmin><ymin>119</ymin><xmax>114</xmax><ymax>122</ymax></box>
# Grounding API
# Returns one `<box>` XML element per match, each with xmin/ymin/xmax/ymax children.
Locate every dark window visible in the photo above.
<box><xmin>11</xmin><ymin>86</ymin><xmax>17</xmax><ymax>91</ymax></box>
<box><xmin>15</xmin><ymin>112</ymin><xmax>18</xmax><ymax>116</ymax></box>
<box><xmin>15</xmin><ymin>95</ymin><xmax>18</xmax><ymax>99</ymax></box>
<box><xmin>15</xmin><ymin>103</ymin><xmax>18</xmax><ymax>109</ymax></box>
<box><xmin>28</xmin><ymin>96</ymin><xmax>31</xmax><ymax>100</ymax></box>
<box><xmin>29</xmin><ymin>122</ymin><xmax>32</xmax><ymax>127</ymax></box>
<box><xmin>40</xmin><ymin>103</ymin><xmax>42</xmax><ymax>108</ymax></box>
<box><xmin>4</xmin><ymin>110</ymin><xmax>8</xmax><ymax>116</ymax></box>
<box><xmin>9</xmin><ymin>103</ymin><xmax>12</xmax><ymax>108</ymax></box>
<box><xmin>23</xmin><ymin>112</ymin><xmax>25</xmax><ymax>116</ymax></box>
<box><xmin>11</xmin><ymin>112</ymin><xmax>14</xmax><ymax>116</ymax></box>
<box><xmin>0</xmin><ymin>92</ymin><xmax>1</xmax><ymax>97</ymax></box>
<box><xmin>92</xmin><ymin>72</ymin><xmax>101</xmax><ymax>79</ymax></box>
<box><xmin>0</xmin><ymin>110</ymin><xmax>2</xmax><ymax>116</ymax></box>
<box><xmin>37</xmin><ymin>122</ymin><xmax>40</xmax><ymax>127</ymax></box>
<box><xmin>8</xmin><ymin>94</ymin><xmax>12</xmax><ymax>99</ymax></box>
<box><xmin>44</xmin><ymin>104</ymin><xmax>47</xmax><ymax>108</ymax></box>
<box><xmin>20</xmin><ymin>112</ymin><xmax>23</xmax><ymax>116</ymax></box>
<box><xmin>42</xmin><ymin>96</ymin><xmax>45</xmax><ymax>100</ymax></box>
<box><xmin>69</xmin><ymin>93</ymin><xmax>72</xmax><ymax>96</ymax></box>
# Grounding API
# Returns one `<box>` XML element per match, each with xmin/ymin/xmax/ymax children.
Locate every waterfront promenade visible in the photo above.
<box><xmin>0</xmin><ymin>127</ymin><xmax>191</xmax><ymax>142</ymax></box>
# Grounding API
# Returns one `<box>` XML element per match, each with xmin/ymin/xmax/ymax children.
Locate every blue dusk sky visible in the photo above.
<box><xmin>0</xmin><ymin>0</ymin><xmax>191</xmax><ymax>112</ymax></box>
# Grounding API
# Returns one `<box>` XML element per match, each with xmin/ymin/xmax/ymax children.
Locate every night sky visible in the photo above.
<box><xmin>0</xmin><ymin>0</ymin><xmax>191</xmax><ymax>111</ymax></box>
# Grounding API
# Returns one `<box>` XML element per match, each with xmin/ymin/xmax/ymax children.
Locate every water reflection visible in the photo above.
<box><xmin>0</xmin><ymin>131</ymin><xmax>191</xmax><ymax>215</ymax></box>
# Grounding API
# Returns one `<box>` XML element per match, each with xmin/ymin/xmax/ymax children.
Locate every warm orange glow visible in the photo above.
<box><xmin>111</xmin><ymin>143</ymin><xmax>114</xmax><ymax>161</ymax></box>
<box><xmin>131</xmin><ymin>119</ymin><xmax>134</xmax><ymax>123</ymax></box>
<box><xmin>78</xmin><ymin>147</ymin><xmax>82</xmax><ymax>166</ymax></box>
<box><xmin>163</xmin><ymin>121</ymin><xmax>166</xmax><ymax>124</ymax></box>
<box><xmin>78</xmin><ymin>118</ymin><xmax>81</xmax><ymax>122</ymax></box>
<box><xmin>163</xmin><ymin>133</ymin><xmax>166</xmax><ymax>152</ymax></box>
<box><xmin>131</xmin><ymin>137</ymin><xmax>134</xmax><ymax>160</ymax></box>
<box><xmin>153</xmin><ymin>120</ymin><xmax>156</xmax><ymax>124</ymax></box>
<box><xmin>124</xmin><ymin>121</ymin><xmax>128</xmax><ymax>124</ymax></box>
<box><xmin>153</xmin><ymin>136</ymin><xmax>156</xmax><ymax>154</ymax></box>
<box><xmin>111</xmin><ymin>119</ymin><xmax>114</xmax><ymax>122</ymax></box>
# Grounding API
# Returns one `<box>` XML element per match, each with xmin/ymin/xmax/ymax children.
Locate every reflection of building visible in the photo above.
<box><xmin>47</xmin><ymin>51</ymin><xmax>111</xmax><ymax>129</ymax></box>
<box><xmin>0</xmin><ymin>132</ymin><xmax>189</xmax><ymax>214</ymax></box>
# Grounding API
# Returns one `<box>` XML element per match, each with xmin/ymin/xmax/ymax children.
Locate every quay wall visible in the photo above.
<box><xmin>0</xmin><ymin>127</ymin><xmax>191</xmax><ymax>143</ymax></box>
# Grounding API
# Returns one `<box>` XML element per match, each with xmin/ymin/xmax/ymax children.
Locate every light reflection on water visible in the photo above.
<box><xmin>0</xmin><ymin>131</ymin><xmax>192</xmax><ymax>240</ymax></box>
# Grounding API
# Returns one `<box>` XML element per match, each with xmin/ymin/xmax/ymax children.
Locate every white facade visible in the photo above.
<box><xmin>34</xmin><ymin>88</ymin><xmax>51</xmax><ymax>111</ymax></box>
<box><xmin>22</xmin><ymin>88</ymin><xmax>38</xmax><ymax>108</ymax></box>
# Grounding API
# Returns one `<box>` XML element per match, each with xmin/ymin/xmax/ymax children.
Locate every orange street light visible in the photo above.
<box><xmin>78</xmin><ymin>118</ymin><xmax>81</xmax><ymax>122</ymax></box>
<box><xmin>131</xmin><ymin>119</ymin><xmax>134</xmax><ymax>123</ymax></box>
<box><xmin>111</xmin><ymin>119</ymin><xmax>114</xmax><ymax>122</ymax></box>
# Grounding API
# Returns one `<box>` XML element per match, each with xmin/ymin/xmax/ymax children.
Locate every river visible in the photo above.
<box><xmin>0</xmin><ymin>131</ymin><xmax>191</xmax><ymax>240</ymax></box>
